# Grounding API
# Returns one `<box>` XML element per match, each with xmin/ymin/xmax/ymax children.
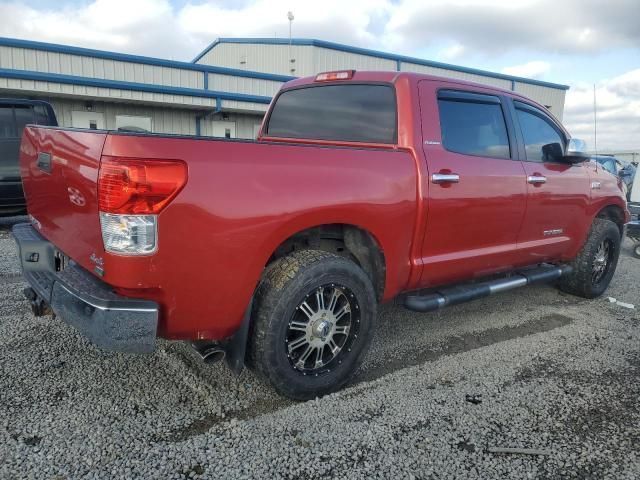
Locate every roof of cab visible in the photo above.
<box><xmin>282</xmin><ymin>70</ymin><xmax>531</xmax><ymax>98</ymax></box>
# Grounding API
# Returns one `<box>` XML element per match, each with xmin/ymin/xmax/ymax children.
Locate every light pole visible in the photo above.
<box><xmin>287</xmin><ymin>11</ymin><xmax>294</xmax><ymax>73</ymax></box>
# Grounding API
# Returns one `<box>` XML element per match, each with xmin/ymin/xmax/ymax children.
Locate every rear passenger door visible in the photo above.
<box><xmin>417</xmin><ymin>81</ymin><xmax>528</xmax><ymax>287</ymax></box>
<box><xmin>510</xmin><ymin>100</ymin><xmax>591</xmax><ymax>262</ymax></box>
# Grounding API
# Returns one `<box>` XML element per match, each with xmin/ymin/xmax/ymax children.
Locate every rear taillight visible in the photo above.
<box><xmin>98</xmin><ymin>157</ymin><xmax>187</xmax><ymax>214</ymax></box>
<box><xmin>98</xmin><ymin>157</ymin><xmax>187</xmax><ymax>255</ymax></box>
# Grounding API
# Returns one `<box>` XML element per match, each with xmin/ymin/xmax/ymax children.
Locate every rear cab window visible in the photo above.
<box><xmin>265</xmin><ymin>84</ymin><xmax>397</xmax><ymax>144</ymax></box>
<box><xmin>437</xmin><ymin>90</ymin><xmax>511</xmax><ymax>160</ymax></box>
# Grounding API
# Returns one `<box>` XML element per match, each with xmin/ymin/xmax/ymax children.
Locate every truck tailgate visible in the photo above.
<box><xmin>19</xmin><ymin>126</ymin><xmax>107</xmax><ymax>275</ymax></box>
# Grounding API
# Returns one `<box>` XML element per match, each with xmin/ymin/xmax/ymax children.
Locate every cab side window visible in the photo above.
<box><xmin>0</xmin><ymin>107</ymin><xmax>15</xmax><ymax>138</ymax></box>
<box><xmin>34</xmin><ymin>105</ymin><xmax>50</xmax><ymax>125</ymax></box>
<box><xmin>438</xmin><ymin>91</ymin><xmax>511</xmax><ymax>160</ymax></box>
<box><xmin>515</xmin><ymin>102</ymin><xmax>565</xmax><ymax>162</ymax></box>
<box><xmin>14</xmin><ymin>106</ymin><xmax>35</xmax><ymax>136</ymax></box>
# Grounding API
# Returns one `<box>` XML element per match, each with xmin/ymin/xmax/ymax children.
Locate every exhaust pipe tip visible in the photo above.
<box><xmin>23</xmin><ymin>287</ymin><xmax>52</xmax><ymax>317</ymax></box>
<box><xmin>192</xmin><ymin>342</ymin><xmax>226</xmax><ymax>364</ymax></box>
<box><xmin>30</xmin><ymin>299</ymin><xmax>52</xmax><ymax>317</ymax></box>
<box><xmin>201</xmin><ymin>348</ymin><xmax>226</xmax><ymax>364</ymax></box>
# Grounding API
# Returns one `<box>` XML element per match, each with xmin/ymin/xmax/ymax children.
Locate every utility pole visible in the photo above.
<box><xmin>287</xmin><ymin>11</ymin><xmax>294</xmax><ymax>73</ymax></box>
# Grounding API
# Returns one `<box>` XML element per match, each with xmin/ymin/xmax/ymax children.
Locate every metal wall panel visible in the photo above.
<box><xmin>198</xmin><ymin>43</ymin><xmax>314</xmax><ymax>77</ymax></box>
<box><xmin>208</xmin><ymin>73</ymin><xmax>282</xmax><ymax>97</ymax></box>
<box><xmin>200</xmin><ymin>43</ymin><xmax>396</xmax><ymax>77</ymax></box>
<box><xmin>1</xmin><ymin>93</ymin><xmax>262</xmax><ymax>138</ymax></box>
<box><xmin>200</xmin><ymin>112</ymin><xmax>264</xmax><ymax>139</ymax></box>
<box><xmin>22</xmin><ymin>97</ymin><xmax>196</xmax><ymax>135</ymax></box>
<box><xmin>400</xmin><ymin>62</ymin><xmax>512</xmax><ymax>90</ymax></box>
<box><xmin>0</xmin><ymin>77</ymin><xmax>217</xmax><ymax>108</ymax></box>
<box><xmin>314</xmin><ymin>47</ymin><xmax>396</xmax><ymax>73</ymax></box>
<box><xmin>513</xmin><ymin>82</ymin><xmax>566</xmax><ymax>121</ymax></box>
<box><xmin>219</xmin><ymin>99</ymin><xmax>269</xmax><ymax>114</ymax></box>
<box><xmin>402</xmin><ymin>62</ymin><xmax>565</xmax><ymax>117</ymax></box>
<box><xmin>0</xmin><ymin>46</ymin><xmax>203</xmax><ymax>89</ymax></box>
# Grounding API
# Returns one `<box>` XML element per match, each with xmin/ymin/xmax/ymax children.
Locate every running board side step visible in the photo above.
<box><xmin>403</xmin><ymin>264</ymin><xmax>572</xmax><ymax>313</ymax></box>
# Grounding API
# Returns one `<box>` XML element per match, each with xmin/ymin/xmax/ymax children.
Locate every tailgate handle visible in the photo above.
<box><xmin>36</xmin><ymin>152</ymin><xmax>52</xmax><ymax>174</ymax></box>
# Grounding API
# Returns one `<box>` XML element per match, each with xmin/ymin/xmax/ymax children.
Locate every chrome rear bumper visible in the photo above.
<box><xmin>13</xmin><ymin>223</ymin><xmax>158</xmax><ymax>353</ymax></box>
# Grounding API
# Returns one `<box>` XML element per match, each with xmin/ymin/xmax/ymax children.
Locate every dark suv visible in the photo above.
<box><xmin>0</xmin><ymin>99</ymin><xmax>57</xmax><ymax>216</ymax></box>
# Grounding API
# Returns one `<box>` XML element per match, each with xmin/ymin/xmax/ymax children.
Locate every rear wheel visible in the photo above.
<box><xmin>249</xmin><ymin>250</ymin><xmax>376</xmax><ymax>400</ymax></box>
<box><xmin>633</xmin><ymin>243</ymin><xmax>640</xmax><ymax>259</ymax></box>
<box><xmin>558</xmin><ymin>218</ymin><xmax>621</xmax><ymax>298</ymax></box>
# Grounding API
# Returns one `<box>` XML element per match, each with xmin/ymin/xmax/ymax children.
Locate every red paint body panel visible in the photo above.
<box><xmin>19</xmin><ymin>127</ymin><xmax>106</xmax><ymax>277</ymax></box>
<box><xmin>517</xmin><ymin>161</ymin><xmax>592</xmax><ymax>262</ymax></box>
<box><xmin>18</xmin><ymin>71</ymin><xmax>630</xmax><ymax>342</ymax></box>
<box><xmin>417</xmin><ymin>80</ymin><xmax>529</xmax><ymax>285</ymax></box>
<box><xmin>22</xmin><ymin>129</ymin><xmax>417</xmax><ymax>339</ymax></box>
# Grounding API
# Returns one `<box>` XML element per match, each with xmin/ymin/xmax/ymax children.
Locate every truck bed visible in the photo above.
<box><xmin>19</xmin><ymin>127</ymin><xmax>418</xmax><ymax>340</ymax></box>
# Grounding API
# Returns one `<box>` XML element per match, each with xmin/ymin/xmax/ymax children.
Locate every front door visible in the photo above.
<box><xmin>417</xmin><ymin>81</ymin><xmax>528</xmax><ymax>287</ymax></box>
<box><xmin>510</xmin><ymin>100</ymin><xmax>591</xmax><ymax>263</ymax></box>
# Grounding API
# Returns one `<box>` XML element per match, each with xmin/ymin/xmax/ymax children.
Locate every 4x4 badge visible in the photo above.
<box><xmin>89</xmin><ymin>253</ymin><xmax>105</xmax><ymax>276</ymax></box>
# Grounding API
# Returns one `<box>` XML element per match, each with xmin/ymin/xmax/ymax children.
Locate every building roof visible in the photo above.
<box><xmin>0</xmin><ymin>36</ymin><xmax>295</xmax><ymax>83</ymax></box>
<box><xmin>193</xmin><ymin>37</ymin><xmax>570</xmax><ymax>91</ymax></box>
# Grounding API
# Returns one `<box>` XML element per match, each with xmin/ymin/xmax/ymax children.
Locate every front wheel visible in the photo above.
<box><xmin>558</xmin><ymin>218</ymin><xmax>621</xmax><ymax>298</ymax></box>
<box><xmin>249</xmin><ymin>250</ymin><xmax>377</xmax><ymax>400</ymax></box>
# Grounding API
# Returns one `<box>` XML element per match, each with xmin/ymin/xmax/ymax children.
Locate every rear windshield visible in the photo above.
<box><xmin>265</xmin><ymin>84</ymin><xmax>397</xmax><ymax>144</ymax></box>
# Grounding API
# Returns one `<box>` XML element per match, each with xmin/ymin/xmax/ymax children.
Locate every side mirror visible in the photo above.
<box><xmin>564</xmin><ymin>138</ymin><xmax>589</xmax><ymax>164</ymax></box>
<box><xmin>542</xmin><ymin>142</ymin><xmax>564</xmax><ymax>162</ymax></box>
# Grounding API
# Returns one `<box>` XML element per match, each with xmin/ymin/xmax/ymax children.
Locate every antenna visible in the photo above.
<box><xmin>593</xmin><ymin>84</ymin><xmax>598</xmax><ymax>158</ymax></box>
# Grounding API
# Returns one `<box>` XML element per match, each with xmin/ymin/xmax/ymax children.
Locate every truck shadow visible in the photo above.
<box><xmin>159</xmin><ymin>283</ymin><xmax>579</xmax><ymax>442</ymax></box>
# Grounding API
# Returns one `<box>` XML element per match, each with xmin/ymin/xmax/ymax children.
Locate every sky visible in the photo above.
<box><xmin>1</xmin><ymin>0</ymin><xmax>639</xmax><ymax>151</ymax></box>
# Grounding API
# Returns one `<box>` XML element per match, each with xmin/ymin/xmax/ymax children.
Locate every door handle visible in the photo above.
<box><xmin>527</xmin><ymin>175</ymin><xmax>547</xmax><ymax>184</ymax></box>
<box><xmin>431</xmin><ymin>173</ymin><xmax>460</xmax><ymax>184</ymax></box>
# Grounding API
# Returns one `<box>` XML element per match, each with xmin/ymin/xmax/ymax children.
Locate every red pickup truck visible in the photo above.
<box><xmin>14</xmin><ymin>70</ymin><xmax>629</xmax><ymax>400</ymax></box>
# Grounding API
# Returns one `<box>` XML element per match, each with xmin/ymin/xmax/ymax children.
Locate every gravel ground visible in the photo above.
<box><xmin>0</xmin><ymin>215</ymin><xmax>638</xmax><ymax>479</ymax></box>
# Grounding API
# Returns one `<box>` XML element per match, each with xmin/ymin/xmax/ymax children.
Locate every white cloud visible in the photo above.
<box><xmin>501</xmin><ymin>61</ymin><xmax>550</xmax><ymax>79</ymax></box>
<box><xmin>437</xmin><ymin>44</ymin><xmax>466</xmax><ymax>61</ymax></box>
<box><xmin>3</xmin><ymin>0</ymin><xmax>635</xmax><ymax>61</ymax></box>
<box><xmin>178</xmin><ymin>0</ymin><xmax>391</xmax><ymax>49</ymax></box>
<box><xmin>564</xmin><ymin>69</ymin><xmax>640</xmax><ymax>151</ymax></box>
<box><xmin>382</xmin><ymin>0</ymin><xmax>639</xmax><ymax>54</ymax></box>
<box><xmin>0</xmin><ymin>0</ymin><xmax>394</xmax><ymax>59</ymax></box>
<box><xmin>0</xmin><ymin>0</ymin><xmax>638</xmax><ymax>151</ymax></box>
<box><xmin>0</xmin><ymin>0</ymin><xmax>195</xmax><ymax>58</ymax></box>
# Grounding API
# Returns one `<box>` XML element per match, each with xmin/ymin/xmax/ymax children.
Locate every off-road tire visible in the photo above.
<box><xmin>248</xmin><ymin>249</ymin><xmax>376</xmax><ymax>400</ymax></box>
<box><xmin>558</xmin><ymin>218</ymin><xmax>621</xmax><ymax>298</ymax></box>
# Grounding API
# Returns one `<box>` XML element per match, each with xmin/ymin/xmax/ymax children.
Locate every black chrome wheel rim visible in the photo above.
<box><xmin>592</xmin><ymin>239</ymin><xmax>613</xmax><ymax>285</ymax></box>
<box><xmin>285</xmin><ymin>283</ymin><xmax>360</xmax><ymax>375</ymax></box>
